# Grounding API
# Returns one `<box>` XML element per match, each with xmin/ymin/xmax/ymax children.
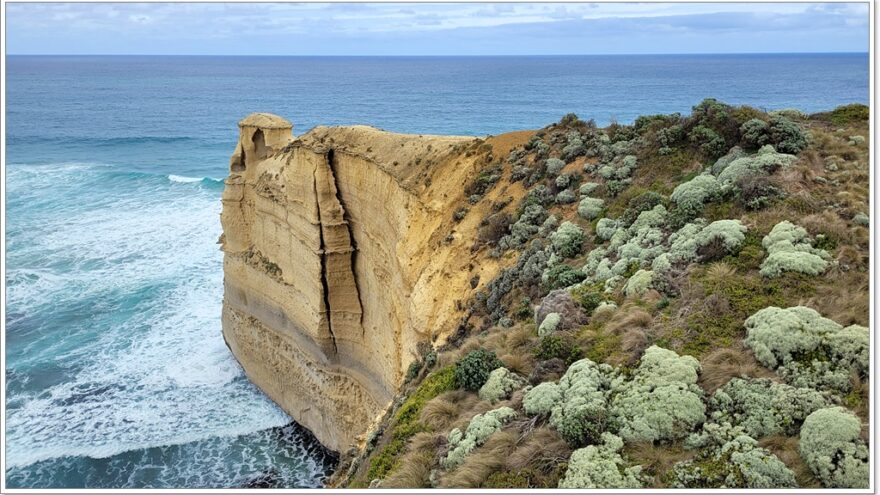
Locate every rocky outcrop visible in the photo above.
<box><xmin>220</xmin><ymin>114</ymin><xmax>516</xmax><ymax>452</ymax></box>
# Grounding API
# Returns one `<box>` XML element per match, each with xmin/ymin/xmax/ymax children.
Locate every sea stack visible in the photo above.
<box><xmin>219</xmin><ymin>114</ymin><xmax>507</xmax><ymax>452</ymax></box>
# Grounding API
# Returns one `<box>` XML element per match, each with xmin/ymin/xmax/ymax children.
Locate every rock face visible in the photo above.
<box><xmin>220</xmin><ymin>113</ymin><xmax>508</xmax><ymax>452</ymax></box>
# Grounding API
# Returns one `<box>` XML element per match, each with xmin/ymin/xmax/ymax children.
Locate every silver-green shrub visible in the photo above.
<box><xmin>555</xmin><ymin>173</ymin><xmax>571</xmax><ymax>189</ymax></box>
<box><xmin>799</xmin><ymin>407</ymin><xmax>869</xmax><ymax>488</ymax></box>
<box><xmin>578</xmin><ymin>197</ymin><xmax>605</xmax><ymax>220</ymax></box>
<box><xmin>522</xmin><ymin>381</ymin><xmax>562</xmax><ymax>416</ymax></box>
<box><xmin>673</xmin><ymin>422</ymin><xmax>797</xmax><ymax>488</ymax></box>
<box><xmin>539</xmin><ymin>215</ymin><xmax>559</xmax><ymax>237</ymax></box>
<box><xmin>580</xmin><ymin>182</ymin><xmax>600</xmax><ymax>196</ymax></box>
<box><xmin>442</xmin><ymin>407</ymin><xmax>517</xmax><ymax>469</ymax></box>
<box><xmin>595</xmin><ymin>218</ymin><xmax>618</xmax><ymax>241</ymax></box>
<box><xmin>667</xmin><ymin>220</ymin><xmax>708</xmax><ymax>263</ymax></box>
<box><xmin>740</xmin><ymin>118</ymin><xmax>769</xmax><ymax>148</ymax></box>
<box><xmin>694</xmin><ymin>219</ymin><xmax>748</xmax><ymax>254</ymax></box>
<box><xmin>558</xmin><ymin>433</ymin><xmax>643</xmax><ymax>489</ymax></box>
<box><xmin>709</xmin><ymin>377</ymin><xmax>828</xmax><ymax>438</ymax></box>
<box><xmin>550</xmin><ymin>221</ymin><xmax>585</xmax><ymax>258</ymax></box>
<box><xmin>716</xmin><ymin>145</ymin><xmax>797</xmax><ymax>185</ymax></box>
<box><xmin>500</xmin><ymin>204</ymin><xmax>547</xmax><ymax>251</ymax></box>
<box><xmin>522</xmin><ymin>358</ymin><xmax>617</xmax><ymax>447</ymax></box>
<box><xmin>609</xmin><ymin>346</ymin><xmax>706</xmax><ymax>443</ymax></box>
<box><xmin>623</xmin><ymin>269</ymin><xmax>654</xmax><ymax>297</ymax></box>
<box><xmin>671</xmin><ymin>174</ymin><xmax>723</xmax><ymax>217</ymax></box>
<box><xmin>549</xmin><ymin>359</ymin><xmax>617</xmax><ymax>446</ymax></box>
<box><xmin>545</xmin><ymin>158</ymin><xmax>565</xmax><ymax>176</ymax></box>
<box><xmin>651</xmin><ymin>253</ymin><xmax>672</xmax><ymax>273</ymax></box>
<box><xmin>478</xmin><ymin>367</ymin><xmax>527</xmax><ymax>404</ymax></box>
<box><xmin>556</xmin><ymin>189</ymin><xmax>577</xmax><ymax>204</ymax></box>
<box><xmin>744</xmin><ymin>306</ymin><xmax>869</xmax><ymax>392</ymax></box>
<box><xmin>629</xmin><ymin>204</ymin><xmax>668</xmax><ymax>231</ymax></box>
<box><xmin>760</xmin><ymin>221</ymin><xmax>830</xmax><ymax>278</ymax></box>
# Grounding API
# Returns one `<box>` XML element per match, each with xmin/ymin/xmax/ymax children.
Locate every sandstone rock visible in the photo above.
<box><xmin>221</xmin><ymin>114</ymin><xmax>517</xmax><ymax>452</ymax></box>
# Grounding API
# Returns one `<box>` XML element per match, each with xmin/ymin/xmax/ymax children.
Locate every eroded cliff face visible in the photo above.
<box><xmin>220</xmin><ymin>113</ymin><xmax>517</xmax><ymax>452</ymax></box>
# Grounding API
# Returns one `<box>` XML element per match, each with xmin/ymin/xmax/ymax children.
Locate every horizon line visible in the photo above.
<box><xmin>6</xmin><ymin>51</ymin><xmax>870</xmax><ymax>57</ymax></box>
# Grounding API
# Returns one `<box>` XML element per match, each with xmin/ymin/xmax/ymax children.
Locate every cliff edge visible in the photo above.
<box><xmin>220</xmin><ymin>114</ymin><xmax>526</xmax><ymax>452</ymax></box>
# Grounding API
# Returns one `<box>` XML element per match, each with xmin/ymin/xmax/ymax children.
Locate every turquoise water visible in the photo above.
<box><xmin>4</xmin><ymin>54</ymin><xmax>868</xmax><ymax>488</ymax></box>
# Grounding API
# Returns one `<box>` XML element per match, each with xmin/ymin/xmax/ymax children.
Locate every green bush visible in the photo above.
<box><xmin>543</xmin><ymin>264</ymin><xmax>586</xmax><ymax>290</ymax></box>
<box><xmin>709</xmin><ymin>377</ymin><xmax>828</xmax><ymax>438</ymax></box>
<box><xmin>577</xmin><ymin>197</ymin><xmax>604</xmax><ymax>220</ymax></box>
<box><xmin>478</xmin><ymin>367</ymin><xmax>527</xmax><ymax>404</ymax></box>
<box><xmin>673</xmin><ymin>423</ymin><xmax>797</xmax><ymax>488</ymax></box>
<box><xmin>689</xmin><ymin>125</ymin><xmax>728</xmax><ymax>158</ymax></box>
<box><xmin>570</xmin><ymin>283</ymin><xmax>603</xmax><ymax>313</ymax></box>
<box><xmin>767</xmin><ymin>116</ymin><xmax>807</xmax><ymax>154</ymax></box>
<box><xmin>740</xmin><ymin>118</ymin><xmax>769</xmax><ymax>149</ymax></box>
<box><xmin>811</xmin><ymin>104</ymin><xmax>869</xmax><ymax>125</ymax></box>
<box><xmin>716</xmin><ymin>145</ymin><xmax>797</xmax><ymax>185</ymax></box>
<box><xmin>535</xmin><ymin>334</ymin><xmax>583</xmax><ymax>365</ymax></box>
<box><xmin>550</xmin><ymin>222</ymin><xmax>586</xmax><ymax>258</ymax></box>
<box><xmin>671</xmin><ymin>174</ymin><xmax>724</xmax><ymax>218</ymax></box>
<box><xmin>759</xmin><ymin>221</ymin><xmax>830</xmax><ymax>278</ymax></box>
<box><xmin>744</xmin><ymin>306</ymin><xmax>868</xmax><ymax>392</ymax></box>
<box><xmin>799</xmin><ymin>407</ymin><xmax>869</xmax><ymax>488</ymax></box>
<box><xmin>455</xmin><ymin>349</ymin><xmax>504</xmax><ymax>391</ymax></box>
<box><xmin>559</xmin><ymin>433</ymin><xmax>643</xmax><ymax>488</ymax></box>
<box><xmin>609</xmin><ymin>346</ymin><xmax>706</xmax><ymax>443</ymax></box>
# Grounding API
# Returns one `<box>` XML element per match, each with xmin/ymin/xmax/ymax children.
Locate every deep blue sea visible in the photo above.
<box><xmin>4</xmin><ymin>54</ymin><xmax>869</xmax><ymax>488</ymax></box>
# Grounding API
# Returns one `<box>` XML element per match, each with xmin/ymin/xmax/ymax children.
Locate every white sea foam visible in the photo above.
<box><xmin>168</xmin><ymin>174</ymin><xmax>204</xmax><ymax>183</ymax></box>
<box><xmin>5</xmin><ymin>166</ymin><xmax>292</xmax><ymax>469</ymax></box>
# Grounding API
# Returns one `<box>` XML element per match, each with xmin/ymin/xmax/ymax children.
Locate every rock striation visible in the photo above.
<box><xmin>220</xmin><ymin>113</ymin><xmax>512</xmax><ymax>452</ymax></box>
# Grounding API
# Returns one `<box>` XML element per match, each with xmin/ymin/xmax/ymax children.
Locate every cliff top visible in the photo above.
<box><xmin>296</xmin><ymin>124</ymin><xmax>479</xmax><ymax>191</ymax></box>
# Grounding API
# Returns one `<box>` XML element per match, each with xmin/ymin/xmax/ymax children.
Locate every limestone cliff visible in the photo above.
<box><xmin>220</xmin><ymin>113</ymin><xmax>521</xmax><ymax>452</ymax></box>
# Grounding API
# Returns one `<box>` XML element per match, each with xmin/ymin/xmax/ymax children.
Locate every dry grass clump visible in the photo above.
<box><xmin>699</xmin><ymin>347</ymin><xmax>775</xmax><ymax>393</ymax></box>
<box><xmin>505</xmin><ymin>323</ymin><xmax>536</xmax><ymax>352</ymax></box>
<box><xmin>381</xmin><ymin>433</ymin><xmax>438</xmax><ymax>488</ymax></box>
<box><xmin>704</xmin><ymin>261</ymin><xmax>736</xmax><ymax>283</ymax></box>
<box><xmin>800</xmin><ymin>211</ymin><xmax>858</xmax><ymax>248</ymax></box>
<box><xmin>499</xmin><ymin>352</ymin><xmax>535</xmax><ymax>376</ymax></box>
<box><xmin>804</xmin><ymin>271</ymin><xmax>868</xmax><ymax>326</ymax></box>
<box><xmin>436</xmin><ymin>430</ymin><xmax>519</xmax><ymax>488</ymax></box>
<box><xmin>507</xmin><ymin>427</ymin><xmax>571</xmax><ymax>472</ymax></box>
<box><xmin>420</xmin><ymin>390</ymin><xmax>481</xmax><ymax>431</ymax></box>
<box><xmin>624</xmin><ymin>442</ymin><xmax>691</xmax><ymax>488</ymax></box>
<box><xmin>604</xmin><ymin>302</ymin><xmax>653</xmax><ymax>336</ymax></box>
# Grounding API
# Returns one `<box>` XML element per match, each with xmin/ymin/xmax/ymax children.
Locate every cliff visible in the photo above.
<box><xmin>220</xmin><ymin>113</ymin><xmax>528</xmax><ymax>452</ymax></box>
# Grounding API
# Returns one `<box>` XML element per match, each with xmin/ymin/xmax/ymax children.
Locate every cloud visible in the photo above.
<box><xmin>4</xmin><ymin>2</ymin><xmax>869</xmax><ymax>55</ymax></box>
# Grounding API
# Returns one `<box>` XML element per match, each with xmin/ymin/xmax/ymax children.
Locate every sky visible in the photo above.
<box><xmin>4</xmin><ymin>2</ymin><xmax>871</xmax><ymax>55</ymax></box>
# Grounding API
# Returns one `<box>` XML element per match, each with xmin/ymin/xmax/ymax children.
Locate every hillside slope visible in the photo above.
<box><xmin>329</xmin><ymin>100</ymin><xmax>870</xmax><ymax>489</ymax></box>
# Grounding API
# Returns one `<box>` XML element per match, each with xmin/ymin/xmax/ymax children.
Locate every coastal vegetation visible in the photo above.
<box><xmin>335</xmin><ymin>100</ymin><xmax>869</xmax><ymax>489</ymax></box>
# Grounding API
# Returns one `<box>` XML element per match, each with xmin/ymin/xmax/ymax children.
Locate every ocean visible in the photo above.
<box><xmin>4</xmin><ymin>54</ymin><xmax>869</xmax><ymax>488</ymax></box>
